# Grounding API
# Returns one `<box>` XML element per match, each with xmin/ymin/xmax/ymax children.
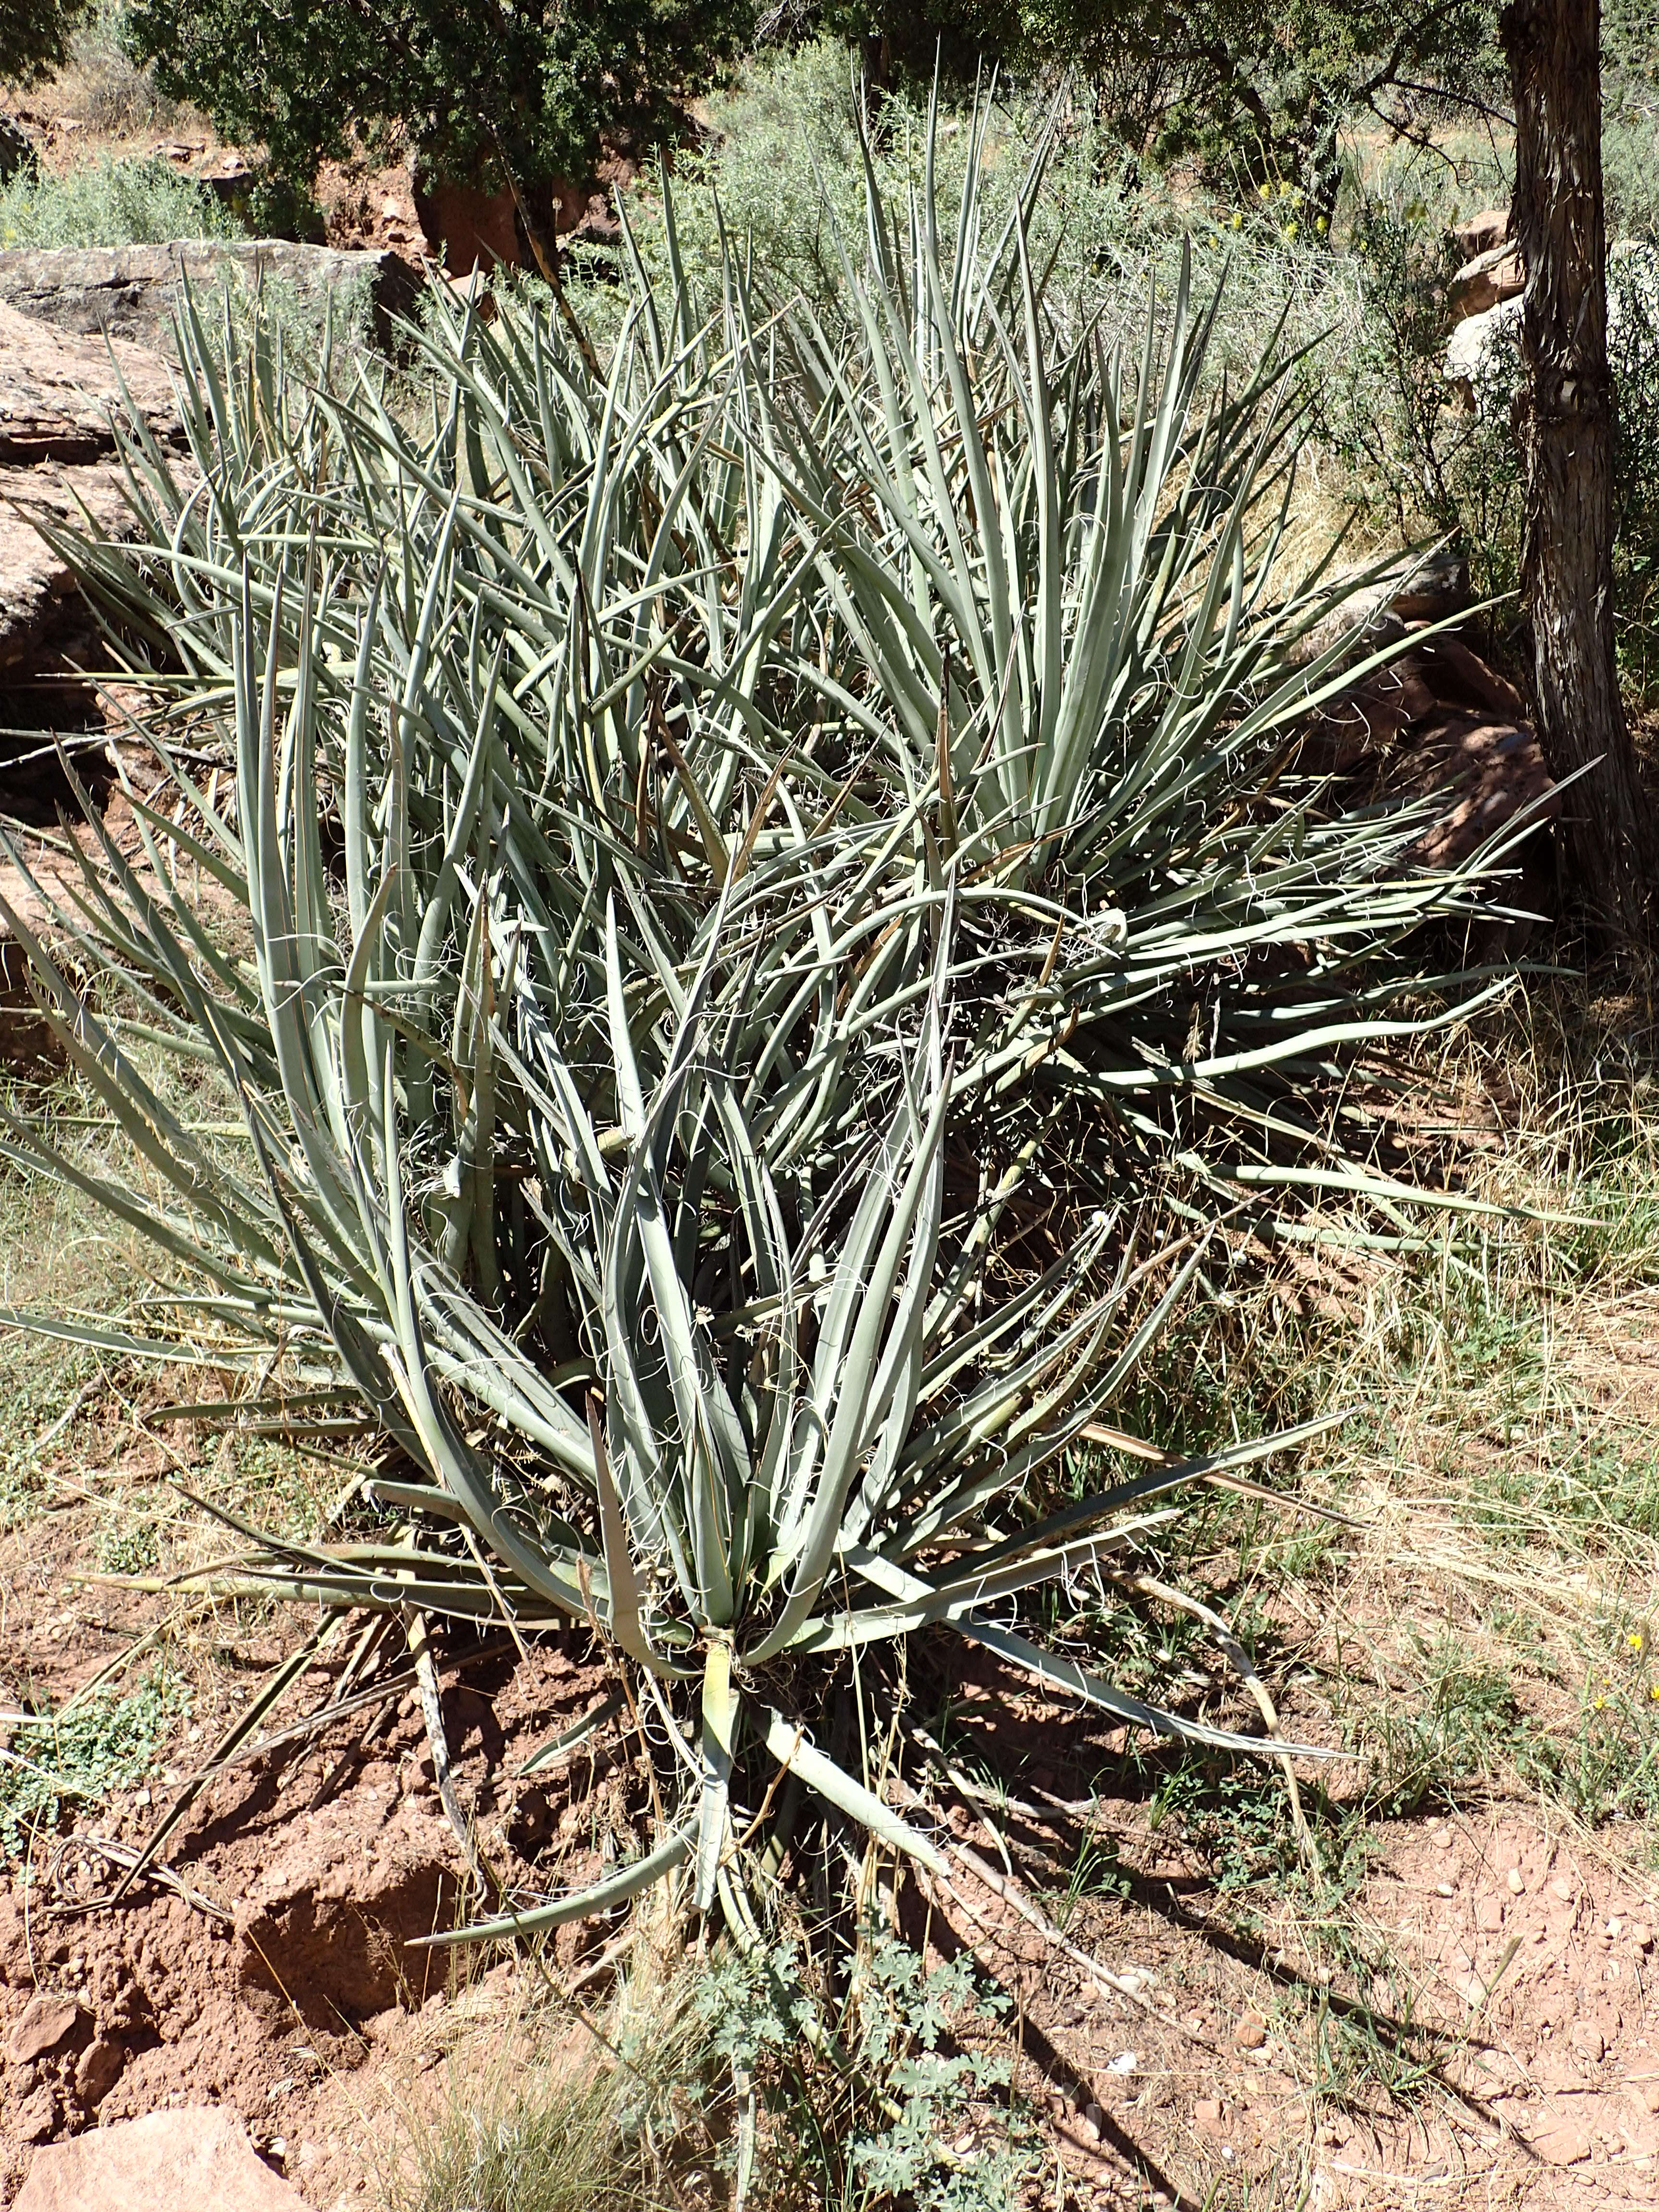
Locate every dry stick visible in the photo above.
<box><xmin>947</xmin><ymin>1842</ymin><xmax>1225</xmax><ymax>2060</ymax></box>
<box><xmin>403</xmin><ymin>1606</ymin><xmax>488</xmax><ymax>1894</ymax></box>
<box><xmin>1124</xmin><ymin>1570</ymin><xmax>1320</xmax><ymax>1872</ymax></box>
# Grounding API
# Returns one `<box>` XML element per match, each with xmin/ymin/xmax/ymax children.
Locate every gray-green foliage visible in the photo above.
<box><xmin>0</xmin><ymin>153</ymin><xmax>237</xmax><ymax>249</ymax></box>
<box><xmin>699</xmin><ymin>1933</ymin><xmax>1040</xmax><ymax>2212</ymax></box>
<box><xmin>0</xmin><ymin>1674</ymin><xmax>186</xmax><ymax>1857</ymax></box>
<box><xmin>597</xmin><ymin>41</ymin><xmax>1356</xmax><ymax>378</ymax></box>
<box><xmin>2</xmin><ymin>105</ymin><xmax>1518</xmax><ymax>1939</ymax></box>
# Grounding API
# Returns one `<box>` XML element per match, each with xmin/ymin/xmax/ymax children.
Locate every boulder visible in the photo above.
<box><xmin>1298</xmin><ymin>547</ymin><xmax>1468</xmax><ymax>664</ymax></box>
<box><xmin>1449</xmin><ymin>241</ymin><xmax>1525</xmax><ymax>321</ymax></box>
<box><xmin>0</xmin><ymin>299</ymin><xmax>180</xmax><ymax>685</ymax></box>
<box><xmin>9</xmin><ymin>1995</ymin><xmax>86</xmax><ymax>2065</ymax></box>
<box><xmin>1444</xmin><ymin>294</ymin><xmax>1524</xmax><ymax>401</ymax></box>
<box><xmin>1452</xmin><ymin>207</ymin><xmax>1509</xmax><ymax>261</ymax></box>
<box><xmin>14</xmin><ymin>2106</ymin><xmax>307</xmax><ymax>2212</ymax></box>
<box><xmin>0</xmin><ymin>239</ymin><xmax>421</xmax><ymax>354</ymax></box>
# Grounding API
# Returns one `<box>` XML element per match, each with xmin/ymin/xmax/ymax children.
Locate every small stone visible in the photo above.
<box><xmin>14</xmin><ymin>2083</ymin><xmax>56</xmax><ymax>2144</ymax></box>
<box><xmin>1082</xmin><ymin>2103</ymin><xmax>1105</xmax><ymax>2140</ymax></box>
<box><xmin>1234</xmin><ymin>2012</ymin><xmax>1268</xmax><ymax>2050</ymax></box>
<box><xmin>1475</xmin><ymin>1896</ymin><xmax>1504</xmax><ymax>1932</ymax></box>
<box><xmin>1573</xmin><ymin>2025</ymin><xmax>1607</xmax><ymax>2064</ymax></box>
<box><xmin>74</xmin><ymin>2033</ymin><xmax>124</xmax><ymax>2105</ymax></box>
<box><xmin>10</xmin><ymin>1995</ymin><xmax>84</xmax><ymax>2064</ymax></box>
<box><xmin>1194</xmin><ymin>2099</ymin><xmax>1228</xmax><ymax>2139</ymax></box>
<box><xmin>1506</xmin><ymin>1868</ymin><xmax>1526</xmax><ymax>1895</ymax></box>
<box><xmin>1530</xmin><ymin>2116</ymin><xmax>1593</xmax><ymax>2165</ymax></box>
<box><xmin>1432</xmin><ymin>1826</ymin><xmax>1453</xmax><ymax>1847</ymax></box>
<box><xmin>1640</xmin><ymin>2083</ymin><xmax>1659</xmax><ymax>2116</ymax></box>
<box><xmin>1435</xmin><ymin>1881</ymin><xmax>1456</xmax><ymax>1898</ymax></box>
<box><xmin>1549</xmin><ymin>1876</ymin><xmax>1576</xmax><ymax>1902</ymax></box>
<box><xmin>1609</xmin><ymin>1918</ymin><xmax>1624</xmax><ymax>1939</ymax></box>
<box><xmin>1633</xmin><ymin>1923</ymin><xmax>1654</xmax><ymax>1950</ymax></box>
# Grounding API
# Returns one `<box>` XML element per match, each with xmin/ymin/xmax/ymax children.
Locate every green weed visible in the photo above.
<box><xmin>699</xmin><ymin>1933</ymin><xmax>1043</xmax><ymax>2212</ymax></box>
<box><xmin>0</xmin><ymin>1673</ymin><xmax>188</xmax><ymax>1858</ymax></box>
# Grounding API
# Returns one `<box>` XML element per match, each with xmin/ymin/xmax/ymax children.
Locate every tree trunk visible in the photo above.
<box><xmin>1500</xmin><ymin>0</ymin><xmax>1649</xmax><ymax>945</ymax></box>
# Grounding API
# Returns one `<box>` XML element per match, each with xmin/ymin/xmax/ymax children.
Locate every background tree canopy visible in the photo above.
<box><xmin>123</xmin><ymin>0</ymin><xmax>757</xmax><ymax>195</ymax></box>
<box><xmin>822</xmin><ymin>0</ymin><xmax>1500</xmax><ymax>207</ymax></box>
<box><xmin>0</xmin><ymin>0</ymin><xmax>92</xmax><ymax>86</ymax></box>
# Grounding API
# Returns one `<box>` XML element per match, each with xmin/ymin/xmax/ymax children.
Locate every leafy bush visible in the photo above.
<box><xmin>0</xmin><ymin>0</ymin><xmax>92</xmax><ymax>86</ymax></box>
<box><xmin>54</xmin><ymin>0</ymin><xmax>188</xmax><ymax>134</ymax></box>
<box><xmin>1319</xmin><ymin>184</ymin><xmax>1659</xmax><ymax>700</ymax></box>
<box><xmin>4</xmin><ymin>110</ymin><xmax>1513</xmax><ymax>1948</ymax></box>
<box><xmin>700</xmin><ymin>1931</ymin><xmax>1042</xmax><ymax>2211</ymax></box>
<box><xmin>0</xmin><ymin>153</ymin><xmax>238</xmax><ymax>249</ymax></box>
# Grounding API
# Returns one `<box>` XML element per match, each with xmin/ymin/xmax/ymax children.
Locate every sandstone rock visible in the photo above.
<box><xmin>1298</xmin><ymin>547</ymin><xmax>1468</xmax><ymax>665</ymax></box>
<box><xmin>0</xmin><ymin>300</ymin><xmax>180</xmax><ymax>685</ymax></box>
<box><xmin>1401</xmin><ymin>717</ymin><xmax>1556</xmax><ymax>871</ymax></box>
<box><xmin>1453</xmin><ymin>208</ymin><xmax>1509</xmax><ymax>260</ymax></box>
<box><xmin>1527</xmin><ymin>2113</ymin><xmax>1592</xmax><ymax>2165</ymax></box>
<box><xmin>10</xmin><ymin>1993</ymin><xmax>86</xmax><ymax>2063</ymax></box>
<box><xmin>0</xmin><ymin>296</ymin><xmax>176</xmax><ymax>467</ymax></box>
<box><xmin>0</xmin><ymin>240</ymin><xmax>421</xmax><ymax>355</ymax></box>
<box><xmin>14</xmin><ymin>2106</ymin><xmax>308</xmax><ymax>2211</ymax></box>
<box><xmin>73</xmin><ymin>2031</ymin><xmax>124</xmax><ymax>2104</ymax></box>
<box><xmin>12</xmin><ymin>2082</ymin><xmax>56</xmax><ymax>2145</ymax></box>
<box><xmin>1233</xmin><ymin>2011</ymin><xmax>1267</xmax><ymax>2050</ymax></box>
<box><xmin>1449</xmin><ymin>242</ymin><xmax>1526</xmax><ymax>321</ymax></box>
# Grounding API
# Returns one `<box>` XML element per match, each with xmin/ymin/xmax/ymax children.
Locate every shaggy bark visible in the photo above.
<box><xmin>1501</xmin><ymin>0</ymin><xmax>1650</xmax><ymax>943</ymax></box>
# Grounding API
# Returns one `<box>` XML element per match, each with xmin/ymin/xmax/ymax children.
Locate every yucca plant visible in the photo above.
<box><xmin>0</xmin><ymin>97</ymin><xmax>1537</xmax><ymax>1950</ymax></box>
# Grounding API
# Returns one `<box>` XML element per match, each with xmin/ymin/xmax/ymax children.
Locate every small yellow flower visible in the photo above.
<box><xmin>1594</xmin><ymin>1695</ymin><xmax>1609</xmax><ymax>1711</ymax></box>
<box><xmin>1283</xmin><ymin>220</ymin><xmax>1299</xmax><ymax>239</ymax></box>
<box><xmin>1629</xmin><ymin>1632</ymin><xmax>1645</xmax><ymax>1651</ymax></box>
<box><xmin>1279</xmin><ymin>181</ymin><xmax>1293</xmax><ymax>199</ymax></box>
<box><xmin>1258</xmin><ymin>182</ymin><xmax>1272</xmax><ymax>202</ymax></box>
<box><xmin>1230</xmin><ymin>211</ymin><xmax>1244</xmax><ymax>230</ymax></box>
<box><xmin>1315</xmin><ymin>216</ymin><xmax>1328</xmax><ymax>236</ymax></box>
<box><xmin>1649</xmin><ymin>1683</ymin><xmax>1659</xmax><ymax>1702</ymax></box>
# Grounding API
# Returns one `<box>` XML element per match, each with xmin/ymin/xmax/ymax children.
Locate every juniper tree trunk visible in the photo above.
<box><xmin>1500</xmin><ymin>0</ymin><xmax>1650</xmax><ymax>943</ymax></box>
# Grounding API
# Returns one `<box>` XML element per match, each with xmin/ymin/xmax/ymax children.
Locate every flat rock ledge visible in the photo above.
<box><xmin>0</xmin><ymin>239</ymin><xmax>420</xmax><ymax>354</ymax></box>
<box><xmin>14</xmin><ymin>2105</ymin><xmax>308</xmax><ymax>2211</ymax></box>
<box><xmin>0</xmin><ymin>298</ymin><xmax>181</xmax><ymax>682</ymax></box>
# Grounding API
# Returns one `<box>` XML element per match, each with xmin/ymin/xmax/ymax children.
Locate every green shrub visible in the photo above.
<box><xmin>0</xmin><ymin>0</ymin><xmax>92</xmax><ymax>86</ymax></box>
<box><xmin>3</xmin><ymin>107</ymin><xmax>1513</xmax><ymax>1953</ymax></box>
<box><xmin>0</xmin><ymin>153</ymin><xmax>239</xmax><ymax>249</ymax></box>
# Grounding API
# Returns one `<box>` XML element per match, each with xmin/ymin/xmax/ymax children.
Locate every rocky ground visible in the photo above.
<box><xmin>1</xmin><ymin>1459</ymin><xmax>1658</xmax><ymax>2211</ymax></box>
